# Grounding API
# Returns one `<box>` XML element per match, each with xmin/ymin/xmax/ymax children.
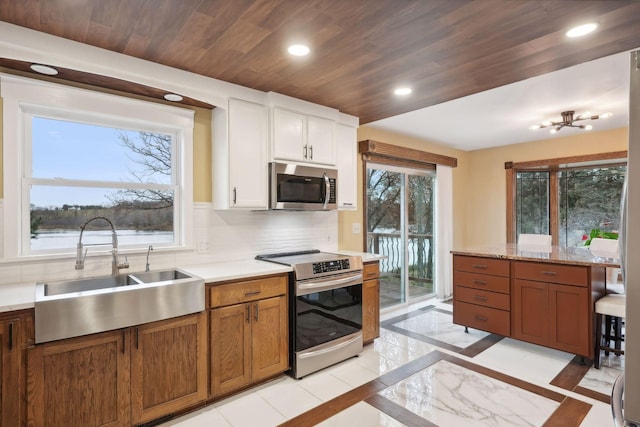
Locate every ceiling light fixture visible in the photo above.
<box><xmin>30</xmin><ymin>64</ymin><xmax>59</xmax><ymax>76</ymax></box>
<box><xmin>288</xmin><ymin>44</ymin><xmax>310</xmax><ymax>56</ymax></box>
<box><xmin>566</xmin><ymin>22</ymin><xmax>598</xmax><ymax>38</ymax></box>
<box><xmin>394</xmin><ymin>87</ymin><xmax>412</xmax><ymax>96</ymax></box>
<box><xmin>529</xmin><ymin>110</ymin><xmax>611</xmax><ymax>133</ymax></box>
<box><xmin>164</xmin><ymin>93</ymin><xmax>183</xmax><ymax>102</ymax></box>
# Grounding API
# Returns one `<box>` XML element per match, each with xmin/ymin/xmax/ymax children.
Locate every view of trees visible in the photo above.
<box><xmin>366</xmin><ymin>167</ymin><xmax>435</xmax><ymax>302</ymax></box>
<box><xmin>516</xmin><ymin>166</ymin><xmax>626</xmax><ymax>247</ymax></box>
<box><xmin>108</xmin><ymin>131</ymin><xmax>174</xmax><ymax>209</ymax></box>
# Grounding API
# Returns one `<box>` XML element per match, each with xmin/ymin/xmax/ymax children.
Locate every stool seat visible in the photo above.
<box><xmin>596</xmin><ymin>294</ymin><xmax>626</xmax><ymax>318</ymax></box>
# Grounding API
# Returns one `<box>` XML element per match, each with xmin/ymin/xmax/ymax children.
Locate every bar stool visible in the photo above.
<box><xmin>594</xmin><ymin>294</ymin><xmax>625</xmax><ymax>369</ymax></box>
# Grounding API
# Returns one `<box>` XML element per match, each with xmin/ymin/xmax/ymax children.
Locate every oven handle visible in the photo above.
<box><xmin>298</xmin><ymin>333</ymin><xmax>362</xmax><ymax>359</ymax></box>
<box><xmin>296</xmin><ymin>273</ymin><xmax>362</xmax><ymax>295</ymax></box>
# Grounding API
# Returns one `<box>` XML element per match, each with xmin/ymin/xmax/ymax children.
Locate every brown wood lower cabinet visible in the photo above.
<box><xmin>454</xmin><ymin>254</ymin><xmax>604</xmax><ymax>359</ymax></box>
<box><xmin>27</xmin><ymin>312</ymin><xmax>207</xmax><ymax>427</ymax></box>
<box><xmin>131</xmin><ymin>313</ymin><xmax>207</xmax><ymax>425</ymax></box>
<box><xmin>209</xmin><ymin>274</ymin><xmax>288</xmax><ymax>399</ymax></box>
<box><xmin>27</xmin><ymin>329</ymin><xmax>131</xmax><ymax>427</ymax></box>
<box><xmin>362</xmin><ymin>261</ymin><xmax>380</xmax><ymax>344</ymax></box>
<box><xmin>1</xmin><ymin>310</ymin><xmax>33</xmax><ymax>427</ymax></box>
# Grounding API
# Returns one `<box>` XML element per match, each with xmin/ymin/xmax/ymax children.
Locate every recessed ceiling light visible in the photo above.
<box><xmin>394</xmin><ymin>87</ymin><xmax>412</xmax><ymax>96</ymax></box>
<box><xmin>164</xmin><ymin>93</ymin><xmax>183</xmax><ymax>102</ymax></box>
<box><xmin>566</xmin><ymin>23</ymin><xmax>598</xmax><ymax>38</ymax></box>
<box><xmin>288</xmin><ymin>44</ymin><xmax>310</xmax><ymax>56</ymax></box>
<box><xmin>30</xmin><ymin>64</ymin><xmax>58</xmax><ymax>76</ymax></box>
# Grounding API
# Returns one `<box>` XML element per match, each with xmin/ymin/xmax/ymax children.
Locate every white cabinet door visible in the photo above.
<box><xmin>272</xmin><ymin>108</ymin><xmax>305</xmax><ymax>162</ymax></box>
<box><xmin>228</xmin><ymin>98</ymin><xmax>268</xmax><ymax>208</ymax></box>
<box><xmin>307</xmin><ymin>116</ymin><xmax>336</xmax><ymax>165</ymax></box>
<box><xmin>336</xmin><ymin>124</ymin><xmax>357</xmax><ymax>210</ymax></box>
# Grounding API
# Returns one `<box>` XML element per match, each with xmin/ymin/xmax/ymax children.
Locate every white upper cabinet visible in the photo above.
<box><xmin>307</xmin><ymin>115</ymin><xmax>336</xmax><ymax>165</ymax></box>
<box><xmin>272</xmin><ymin>106</ymin><xmax>336</xmax><ymax>166</ymax></box>
<box><xmin>336</xmin><ymin>124</ymin><xmax>358</xmax><ymax>210</ymax></box>
<box><xmin>213</xmin><ymin>98</ymin><xmax>269</xmax><ymax>210</ymax></box>
<box><xmin>272</xmin><ymin>108</ymin><xmax>305</xmax><ymax>162</ymax></box>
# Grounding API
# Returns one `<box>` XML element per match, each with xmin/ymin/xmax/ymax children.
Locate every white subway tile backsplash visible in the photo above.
<box><xmin>0</xmin><ymin>202</ymin><xmax>338</xmax><ymax>285</ymax></box>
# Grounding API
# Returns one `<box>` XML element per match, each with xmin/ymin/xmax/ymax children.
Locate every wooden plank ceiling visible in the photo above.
<box><xmin>1</xmin><ymin>0</ymin><xmax>640</xmax><ymax>123</ymax></box>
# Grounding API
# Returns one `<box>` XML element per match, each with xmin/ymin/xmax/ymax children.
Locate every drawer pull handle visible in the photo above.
<box><xmin>472</xmin><ymin>280</ymin><xmax>487</xmax><ymax>285</ymax></box>
<box><xmin>474</xmin><ymin>295</ymin><xmax>488</xmax><ymax>302</ymax></box>
<box><xmin>474</xmin><ymin>315</ymin><xmax>488</xmax><ymax>322</ymax></box>
<box><xmin>542</xmin><ymin>271</ymin><xmax>557</xmax><ymax>276</ymax></box>
<box><xmin>244</xmin><ymin>290</ymin><xmax>261</xmax><ymax>297</ymax></box>
<box><xmin>472</xmin><ymin>264</ymin><xmax>488</xmax><ymax>270</ymax></box>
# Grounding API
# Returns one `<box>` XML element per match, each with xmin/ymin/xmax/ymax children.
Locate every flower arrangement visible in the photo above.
<box><xmin>582</xmin><ymin>228</ymin><xmax>619</xmax><ymax>246</ymax></box>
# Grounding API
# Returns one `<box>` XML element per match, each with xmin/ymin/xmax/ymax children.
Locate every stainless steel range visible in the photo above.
<box><xmin>256</xmin><ymin>250</ymin><xmax>363</xmax><ymax>378</ymax></box>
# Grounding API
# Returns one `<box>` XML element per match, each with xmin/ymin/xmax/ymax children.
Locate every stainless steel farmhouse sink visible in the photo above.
<box><xmin>35</xmin><ymin>269</ymin><xmax>204</xmax><ymax>343</ymax></box>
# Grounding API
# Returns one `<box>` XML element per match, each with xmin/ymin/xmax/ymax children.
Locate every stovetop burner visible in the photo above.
<box><xmin>256</xmin><ymin>250</ymin><xmax>362</xmax><ymax>280</ymax></box>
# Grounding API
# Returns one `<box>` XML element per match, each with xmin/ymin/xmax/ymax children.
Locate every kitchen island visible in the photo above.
<box><xmin>451</xmin><ymin>243</ymin><xmax>620</xmax><ymax>360</ymax></box>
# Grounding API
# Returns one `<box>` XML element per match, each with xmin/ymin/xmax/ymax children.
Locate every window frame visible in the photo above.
<box><xmin>2</xmin><ymin>74</ymin><xmax>195</xmax><ymax>259</ymax></box>
<box><xmin>505</xmin><ymin>151</ymin><xmax>627</xmax><ymax>245</ymax></box>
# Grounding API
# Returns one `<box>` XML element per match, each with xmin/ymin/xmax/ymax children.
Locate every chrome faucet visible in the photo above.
<box><xmin>145</xmin><ymin>245</ymin><xmax>153</xmax><ymax>272</ymax></box>
<box><xmin>75</xmin><ymin>216</ymin><xmax>129</xmax><ymax>275</ymax></box>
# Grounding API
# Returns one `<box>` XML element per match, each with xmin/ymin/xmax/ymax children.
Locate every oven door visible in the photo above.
<box><xmin>293</xmin><ymin>272</ymin><xmax>363</xmax><ymax>378</ymax></box>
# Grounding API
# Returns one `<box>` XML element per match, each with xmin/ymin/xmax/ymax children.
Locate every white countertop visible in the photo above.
<box><xmin>181</xmin><ymin>259</ymin><xmax>292</xmax><ymax>283</ymax></box>
<box><xmin>0</xmin><ymin>251</ymin><xmax>382</xmax><ymax>313</ymax></box>
<box><xmin>0</xmin><ymin>282</ymin><xmax>38</xmax><ymax>313</ymax></box>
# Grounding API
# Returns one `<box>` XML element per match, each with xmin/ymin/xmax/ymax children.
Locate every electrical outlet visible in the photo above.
<box><xmin>352</xmin><ymin>223</ymin><xmax>361</xmax><ymax>234</ymax></box>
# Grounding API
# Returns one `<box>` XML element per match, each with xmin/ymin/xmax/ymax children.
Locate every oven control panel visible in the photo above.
<box><xmin>312</xmin><ymin>259</ymin><xmax>350</xmax><ymax>274</ymax></box>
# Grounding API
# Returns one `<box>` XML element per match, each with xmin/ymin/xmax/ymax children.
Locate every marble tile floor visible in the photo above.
<box><xmin>161</xmin><ymin>299</ymin><xmax>623</xmax><ymax>427</ymax></box>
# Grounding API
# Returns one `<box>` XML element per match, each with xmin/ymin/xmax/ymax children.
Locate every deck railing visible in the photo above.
<box><xmin>367</xmin><ymin>231</ymin><xmax>434</xmax><ymax>284</ymax></box>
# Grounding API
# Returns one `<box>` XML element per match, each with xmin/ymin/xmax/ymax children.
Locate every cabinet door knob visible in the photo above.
<box><xmin>254</xmin><ymin>303</ymin><xmax>259</xmax><ymax>322</ymax></box>
<box><xmin>233</xmin><ymin>187</ymin><xmax>237</xmax><ymax>205</ymax></box>
<box><xmin>309</xmin><ymin>145</ymin><xmax>313</xmax><ymax>160</ymax></box>
<box><xmin>474</xmin><ymin>295</ymin><xmax>488</xmax><ymax>302</ymax></box>
<box><xmin>303</xmin><ymin>145</ymin><xmax>308</xmax><ymax>159</ymax></box>
<box><xmin>472</xmin><ymin>264</ymin><xmax>488</xmax><ymax>270</ymax></box>
<box><xmin>246</xmin><ymin>305</ymin><xmax>250</xmax><ymax>323</ymax></box>
<box><xmin>472</xmin><ymin>279</ymin><xmax>487</xmax><ymax>285</ymax></box>
<box><xmin>474</xmin><ymin>315</ymin><xmax>488</xmax><ymax>322</ymax></box>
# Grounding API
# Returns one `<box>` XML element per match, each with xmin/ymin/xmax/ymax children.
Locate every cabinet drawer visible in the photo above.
<box><xmin>455</xmin><ymin>286</ymin><xmax>510</xmax><ymax>311</ymax></box>
<box><xmin>454</xmin><ymin>271</ymin><xmax>510</xmax><ymax>293</ymax></box>
<box><xmin>454</xmin><ymin>256</ymin><xmax>509</xmax><ymax>277</ymax></box>
<box><xmin>209</xmin><ymin>275</ymin><xmax>287</xmax><ymax>308</ymax></box>
<box><xmin>453</xmin><ymin>301</ymin><xmax>510</xmax><ymax>336</ymax></box>
<box><xmin>513</xmin><ymin>261</ymin><xmax>588</xmax><ymax>286</ymax></box>
<box><xmin>363</xmin><ymin>262</ymin><xmax>380</xmax><ymax>280</ymax></box>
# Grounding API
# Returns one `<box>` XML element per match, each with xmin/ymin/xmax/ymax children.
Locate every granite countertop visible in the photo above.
<box><xmin>451</xmin><ymin>243</ymin><xmax>620</xmax><ymax>268</ymax></box>
<box><xmin>0</xmin><ymin>250</ymin><xmax>382</xmax><ymax>313</ymax></box>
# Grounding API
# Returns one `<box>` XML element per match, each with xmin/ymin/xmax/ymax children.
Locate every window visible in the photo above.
<box><xmin>508</xmin><ymin>152</ymin><xmax>627</xmax><ymax>247</ymax></box>
<box><xmin>2</xmin><ymin>74</ymin><xmax>194</xmax><ymax>257</ymax></box>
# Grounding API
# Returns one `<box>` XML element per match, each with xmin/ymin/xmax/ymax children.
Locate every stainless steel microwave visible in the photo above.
<box><xmin>269</xmin><ymin>162</ymin><xmax>337</xmax><ymax>210</ymax></box>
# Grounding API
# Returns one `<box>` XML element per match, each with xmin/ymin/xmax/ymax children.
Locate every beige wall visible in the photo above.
<box><xmin>338</xmin><ymin>126</ymin><xmax>628</xmax><ymax>252</ymax></box>
<box><xmin>463</xmin><ymin>127</ymin><xmax>628</xmax><ymax>247</ymax></box>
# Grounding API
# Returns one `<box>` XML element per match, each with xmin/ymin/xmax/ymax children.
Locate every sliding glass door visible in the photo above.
<box><xmin>366</xmin><ymin>163</ymin><xmax>435</xmax><ymax>309</ymax></box>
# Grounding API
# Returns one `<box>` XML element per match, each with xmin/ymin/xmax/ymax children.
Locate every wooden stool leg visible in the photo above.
<box><xmin>604</xmin><ymin>315</ymin><xmax>612</xmax><ymax>356</ymax></box>
<box><xmin>615</xmin><ymin>317</ymin><xmax>622</xmax><ymax>353</ymax></box>
<box><xmin>595</xmin><ymin>312</ymin><xmax>603</xmax><ymax>369</ymax></box>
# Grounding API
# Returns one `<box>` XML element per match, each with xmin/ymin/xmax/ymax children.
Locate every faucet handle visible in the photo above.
<box><xmin>118</xmin><ymin>256</ymin><xmax>129</xmax><ymax>270</ymax></box>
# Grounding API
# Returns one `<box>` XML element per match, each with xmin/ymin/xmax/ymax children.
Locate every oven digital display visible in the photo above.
<box><xmin>312</xmin><ymin>259</ymin><xmax>350</xmax><ymax>274</ymax></box>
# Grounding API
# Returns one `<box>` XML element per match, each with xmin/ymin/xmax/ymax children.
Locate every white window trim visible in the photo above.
<box><xmin>1</xmin><ymin>74</ymin><xmax>195</xmax><ymax>259</ymax></box>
